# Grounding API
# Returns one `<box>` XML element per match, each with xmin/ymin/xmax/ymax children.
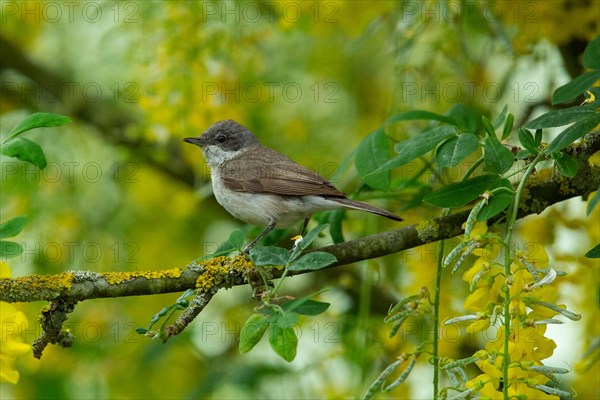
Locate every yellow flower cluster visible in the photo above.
<box><xmin>456</xmin><ymin>223</ymin><xmax>571</xmax><ymax>399</ymax></box>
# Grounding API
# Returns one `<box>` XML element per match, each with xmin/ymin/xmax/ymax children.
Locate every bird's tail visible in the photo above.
<box><xmin>334</xmin><ymin>198</ymin><xmax>404</xmax><ymax>222</ymax></box>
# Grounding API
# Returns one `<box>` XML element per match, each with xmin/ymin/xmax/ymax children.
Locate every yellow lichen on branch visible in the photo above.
<box><xmin>195</xmin><ymin>255</ymin><xmax>255</xmax><ymax>292</ymax></box>
<box><xmin>0</xmin><ymin>272</ymin><xmax>75</xmax><ymax>303</ymax></box>
<box><xmin>101</xmin><ymin>268</ymin><xmax>184</xmax><ymax>285</ymax></box>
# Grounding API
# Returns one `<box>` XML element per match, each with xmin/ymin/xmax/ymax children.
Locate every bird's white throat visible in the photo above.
<box><xmin>201</xmin><ymin>145</ymin><xmax>244</xmax><ymax>169</ymax></box>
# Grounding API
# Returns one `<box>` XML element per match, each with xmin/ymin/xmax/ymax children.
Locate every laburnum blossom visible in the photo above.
<box><xmin>464</xmin><ymin>373</ymin><xmax>503</xmax><ymax>400</ymax></box>
<box><xmin>0</xmin><ymin>262</ymin><xmax>30</xmax><ymax>384</ymax></box>
<box><xmin>457</xmin><ymin>226</ymin><xmax>565</xmax><ymax>399</ymax></box>
<box><xmin>468</xmin><ymin>325</ymin><xmax>559</xmax><ymax>399</ymax></box>
<box><xmin>463</xmin><ymin>258</ymin><xmax>504</xmax><ymax>311</ymax></box>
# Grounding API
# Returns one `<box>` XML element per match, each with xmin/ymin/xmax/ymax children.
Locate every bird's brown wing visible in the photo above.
<box><xmin>221</xmin><ymin>146</ymin><xmax>345</xmax><ymax>197</ymax></box>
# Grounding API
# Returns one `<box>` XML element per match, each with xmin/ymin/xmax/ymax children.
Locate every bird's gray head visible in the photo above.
<box><xmin>184</xmin><ymin>120</ymin><xmax>260</xmax><ymax>168</ymax></box>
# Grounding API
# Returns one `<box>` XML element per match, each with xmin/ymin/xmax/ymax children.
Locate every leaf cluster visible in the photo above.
<box><xmin>351</xmin><ymin>36</ymin><xmax>600</xmax><ymax>225</ymax></box>
<box><xmin>0</xmin><ymin>113</ymin><xmax>72</xmax><ymax>259</ymax></box>
<box><xmin>240</xmin><ymin>224</ymin><xmax>336</xmax><ymax>362</ymax></box>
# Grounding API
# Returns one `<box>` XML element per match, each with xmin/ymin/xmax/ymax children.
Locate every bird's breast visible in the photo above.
<box><xmin>210</xmin><ymin>170</ymin><xmax>342</xmax><ymax>228</ymax></box>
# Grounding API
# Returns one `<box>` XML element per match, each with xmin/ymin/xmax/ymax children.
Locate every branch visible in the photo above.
<box><xmin>1</xmin><ymin>131</ymin><xmax>599</xmax><ymax>357</ymax></box>
<box><xmin>2</xmin><ymin>130</ymin><xmax>599</xmax><ymax>303</ymax></box>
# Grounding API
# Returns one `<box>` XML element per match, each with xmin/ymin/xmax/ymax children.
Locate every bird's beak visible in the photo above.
<box><xmin>183</xmin><ymin>137</ymin><xmax>205</xmax><ymax>147</ymax></box>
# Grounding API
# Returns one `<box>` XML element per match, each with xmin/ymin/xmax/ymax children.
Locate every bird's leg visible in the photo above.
<box><xmin>300</xmin><ymin>217</ymin><xmax>310</xmax><ymax>236</ymax></box>
<box><xmin>243</xmin><ymin>221</ymin><xmax>277</xmax><ymax>255</ymax></box>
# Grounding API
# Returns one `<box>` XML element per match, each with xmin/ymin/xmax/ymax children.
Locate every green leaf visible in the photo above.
<box><xmin>287</xmin><ymin>251</ymin><xmax>337</xmax><ymax>271</ymax></box>
<box><xmin>387</xmin><ymin>110</ymin><xmax>456</xmax><ymax>125</ymax></box>
<box><xmin>502</xmin><ymin>113</ymin><xmax>514</xmax><ymax>140</ymax></box>
<box><xmin>483</xmin><ymin>136</ymin><xmax>514</xmax><ymax>175</ymax></box>
<box><xmin>554</xmin><ymin>153</ymin><xmax>579</xmax><ymax>178</ymax></box>
<box><xmin>585</xmin><ymin>244</ymin><xmax>600</xmax><ymax>258</ymax></box>
<box><xmin>373</xmin><ymin>126</ymin><xmax>457</xmax><ymax>173</ymax></box>
<box><xmin>300</xmin><ymin>224</ymin><xmax>329</xmax><ymax>250</ymax></box>
<box><xmin>392</xmin><ymin>125</ymin><xmax>457</xmax><ymax>154</ymax></box>
<box><xmin>228</xmin><ymin>229</ymin><xmax>246</xmax><ymax>250</ymax></box>
<box><xmin>534</xmin><ymin>129</ymin><xmax>543</xmax><ymax>146</ymax></box>
<box><xmin>250</xmin><ymin>246</ymin><xmax>290</xmax><ymax>266</ymax></box>
<box><xmin>285</xmin><ymin>299</ymin><xmax>330</xmax><ymax>316</ymax></box>
<box><xmin>0</xmin><ymin>240</ymin><xmax>23</xmax><ymax>259</ymax></box>
<box><xmin>0</xmin><ymin>216</ymin><xmax>27</xmax><ymax>239</ymax></box>
<box><xmin>545</xmin><ymin>113</ymin><xmax>600</xmax><ymax>154</ymax></box>
<box><xmin>4</xmin><ymin>112</ymin><xmax>72</xmax><ymax>142</ymax></box>
<box><xmin>518</xmin><ymin>128</ymin><xmax>538</xmax><ymax>154</ymax></box>
<box><xmin>477</xmin><ymin>179</ymin><xmax>514</xmax><ymax>221</ymax></box>
<box><xmin>481</xmin><ymin>116</ymin><xmax>495</xmax><ymax>137</ymax></box>
<box><xmin>492</xmin><ymin>104</ymin><xmax>508</xmax><ymax>129</ymax></box>
<box><xmin>582</xmin><ymin>35</ymin><xmax>600</xmax><ymax>70</ymax></box>
<box><xmin>587</xmin><ymin>186</ymin><xmax>600</xmax><ymax>216</ymax></box>
<box><xmin>524</xmin><ymin>107</ymin><xmax>597</xmax><ymax>129</ymax></box>
<box><xmin>423</xmin><ymin>174</ymin><xmax>502</xmax><ymax>208</ymax></box>
<box><xmin>1</xmin><ymin>137</ymin><xmax>47</xmax><ymax>169</ymax></box>
<box><xmin>282</xmin><ymin>290</ymin><xmax>329</xmax><ymax>314</ymax></box>
<box><xmin>447</xmin><ymin>104</ymin><xmax>478</xmax><ymax>132</ymax></box>
<box><xmin>436</xmin><ymin>133</ymin><xmax>479</xmax><ymax>169</ymax></box>
<box><xmin>269</xmin><ymin>315</ymin><xmax>298</xmax><ymax>362</ymax></box>
<box><xmin>355</xmin><ymin>128</ymin><xmax>391</xmax><ymax>190</ymax></box>
<box><xmin>239</xmin><ymin>314</ymin><xmax>269</xmax><ymax>353</ymax></box>
<box><xmin>288</xmin><ymin>223</ymin><xmax>330</xmax><ymax>262</ymax></box>
<box><xmin>552</xmin><ymin>71</ymin><xmax>600</xmax><ymax>105</ymax></box>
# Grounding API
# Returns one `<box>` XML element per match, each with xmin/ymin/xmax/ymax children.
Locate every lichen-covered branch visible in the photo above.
<box><xmin>1</xmin><ymin>131</ymin><xmax>599</xmax><ymax>304</ymax></box>
<box><xmin>0</xmin><ymin>257</ymin><xmax>255</xmax><ymax>303</ymax></box>
<box><xmin>32</xmin><ymin>300</ymin><xmax>76</xmax><ymax>359</ymax></box>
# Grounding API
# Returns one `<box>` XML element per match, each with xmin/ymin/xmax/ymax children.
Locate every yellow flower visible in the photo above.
<box><xmin>466</xmin><ymin>318</ymin><xmax>491</xmax><ymax>335</ymax></box>
<box><xmin>487</xmin><ymin>324</ymin><xmax>556</xmax><ymax>363</ymax></box>
<box><xmin>476</xmin><ymin>349</ymin><xmax>504</xmax><ymax>380</ymax></box>
<box><xmin>473</xmin><ymin>324</ymin><xmax>559</xmax><ymax>398</ymax></box>
<box><xmin>465</xmin><ymin>374</ymin><xmax>503</xmax><ymax>399</ymax></box>
<box><xmin>0</xmin><ymin>262</ymin><xmax>30</xmax><ymax>384</ymax></box>
<box><xmin>463</xmin><ymin>258</ymin><xmax>504</xmax><ymax>313</ymax></box>
<box><xmin>518</xmin><ymin>247</ymin><xmax>549</xmax><ymax>269</ymax></box>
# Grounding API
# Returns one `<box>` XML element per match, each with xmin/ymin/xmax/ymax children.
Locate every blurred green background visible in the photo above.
<box><xmin>1</xmin><ymin>1</ymin><xmax>598</xmax><ymax>398</ymax></box>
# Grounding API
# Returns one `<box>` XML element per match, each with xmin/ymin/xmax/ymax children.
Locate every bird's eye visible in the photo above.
<box><xmin>216</xmin><ymin>134</ymin><xmax>226</xmax><ymax>143</ymax></box>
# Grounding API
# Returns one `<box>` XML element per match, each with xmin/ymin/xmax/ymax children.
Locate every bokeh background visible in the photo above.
<box><xmin>1</xmin><ymin>1</ymin><xmax>598</xmax><ymax>398</ymax></box>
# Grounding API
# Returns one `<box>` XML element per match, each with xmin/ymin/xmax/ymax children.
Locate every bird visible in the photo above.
<box><xmin>184</xmin><ymin>120</ymin><xmax>403</xmax><ymax>253</ymax></box>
